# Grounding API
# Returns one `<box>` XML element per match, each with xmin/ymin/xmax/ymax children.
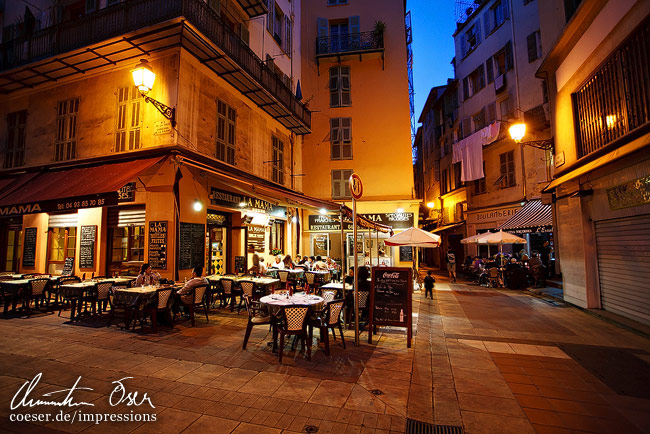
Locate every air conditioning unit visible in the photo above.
<box><xmin>494</xmin><ymin>74</ymin><xmax>505</xmax><ymax>94</ymax></box>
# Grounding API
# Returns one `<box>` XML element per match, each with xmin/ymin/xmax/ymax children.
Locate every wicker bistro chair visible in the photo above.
<box><xmin>27</xmin><ymin>278</ymin><xmax>50</xmax><ymax>310</ymax></box>
<box><xmin>177</xmin><ymin>283</ymin><xmax>209</xmax><ymax>326</ymax></box>
<box><xmin>304</xmin><ymin>271</ymin><xmax>318</xmax><ymax>294</ymax></box>
<box><xmin>273</xmin><ymin>304</ymin><xmax>311</xmax><ymax>363</ymax></box>
<box><xmin>57</xmin><ymin>276</ymin><xmax>82</xmax><ymax>317</ymax></box>
<box><xmin>144</xmin><ymin>288</ymin><xmax>174</xmax><ymax>332</ymax></box>
<box><xmin>239</xmin><ymin>280</ymin><xmax>258</xmax><ymax>300</ymax></box>
<box><xmin>242</xmin><ymin>294</ymin><xmax>271</xmax><ymax>349</ymax></box>
<box><xmin>93</xmin><ymin>281</ymin><xmax>113</xmax><ymax>314</ymax></box>
<box><xmin>320</xmin><ymin>289</ymin><xmax>337</xmax><ymax>303</ymax></box>
<box><xmin>207</xmin><ymin>280</ymin><xmax>223</xmax><ymax>308</ymax></box>
<box><xmin>308</xmin><ymin>299</ymin><xmax>346</xmax><ymax>355</ymax></box>
<box><xmin>346</xmin><ymin>290</ymin><xmax>370</xmax><ymax>328</ymax></box>
<box><xmin>220</xmin><ymin>277</ymin><xmax>243</xmax><ymax>313</ymax></box>
<box><xmin>107</xmin><ymin>285</ymin><xmax>129</xmax><ymax>327</ymax></box>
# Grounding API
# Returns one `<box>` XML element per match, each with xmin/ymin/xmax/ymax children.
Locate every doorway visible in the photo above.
<box><xmin>207</xmin><ymin>211</ymin><xmax>231</xmax><ymax>275</ymax></box>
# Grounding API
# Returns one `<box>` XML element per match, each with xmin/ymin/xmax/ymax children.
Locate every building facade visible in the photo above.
<box><xmin>538</xmin><ymin>0</ymin><xmax>650</xmax><ymax>324</ymax></box>
<box><xmin>300</xmin><ymin>0</ymin><xmax>418</xmax><ymax>269</ymax></box>
<box><xmin>0</xmin><ymin>0</ymin><xmax>324</xmax><ymax>279</ymax></box>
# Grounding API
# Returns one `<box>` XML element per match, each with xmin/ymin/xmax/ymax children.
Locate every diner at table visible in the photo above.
<box><xmin>135</xmin><ymin>263</ymin><xmax>161</xmax><ymax>286</ymax></box>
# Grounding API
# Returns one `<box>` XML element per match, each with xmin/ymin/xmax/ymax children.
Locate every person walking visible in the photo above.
<box><xmin>424</xmin><ymin>270</ymin><xmax>435</xmax><ymax>299</ymax></box>
<box><xmin>446</xmin><ymin>248</ymin><xmax>457</xmax><ymax>283</ymax></box>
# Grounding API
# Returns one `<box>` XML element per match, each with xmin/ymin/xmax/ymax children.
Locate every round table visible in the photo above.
<box><xmin>259</xmin><ymin>293</ymin><xmax>324</xmax><ymax>315</ymax></box>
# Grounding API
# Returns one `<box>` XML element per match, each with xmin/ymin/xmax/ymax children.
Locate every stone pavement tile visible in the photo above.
<box><xmin>536</xmin><ymin>346</ymin><xmax>571</xmax><ymax>359</ymax></box>
<box><xmin>336</xmin><ymin>408</ymin><xmax>353</xmax><ymax>424</ymax></box>
<box><xmin>483</xmin><ymin>341</ymin><xmax>515</xmax><ymax>354</ymax></box>
<box><xmin>536</xmin><ymin>386</ymin><xmax>610</xmax><ymax>405</ymax></box>
<box><xmin>514</xmin><ymin>394</ymin><xmax>554</xmax><ymax>411</ymax></box>
<box><xmin>208</xmin><ymin>368</ymin><xmax>257</xmax><ymax>391</ymax></box>
<box><xmin>272</xmin><ymin>376</ymin><xmax>320</xmax><ymax>401</ymax></box>
<box><xmin>238</xmin><ymin>372</ymin><xmax>289</xmax><ymax>396</ymax></box>
<box><xmin>345</xmin><ymin>425</ymin><xmax>362</xmax><ymax>434</ymax></box>
<box><xmin>309</xmin><ymin>380</ymin><xmax>354</xmax><ymax>407</ymax></box>
<box><xmin>249</xmin><ymin>409</ymin><xmax>272</xmax><ymax>425</ymax></box>
<box><xmin>230</xmin><ymin>422</ymin><xmax>281</xmax><ymax>434</ymax></box>
<box><xmin>322</xmin><ymin>406</ymin><xmax>340</xmax><ymax>421</ymax></box>
<box><xmin>461</xmin><ymin>411</ymin><xmax>535</xmax><ymax>434</ymax></box>
<box><xmin>457</xmin><ymin>393</ymin><xmax>525</xmax><ymax>418</ymax></box>
<box><xmin>238</xmin><ymin>408</ymin><xmax>259</xmax><ymax>423</ymax></box>
<box><xmin>131</xmin><ymin>407</ymin><xmax>201</xmax><ymax>434</ymax></box>
<box><xmin>433</xmin><ymin>400</ymin><xmax>462</xmax><ymax>424</ymax></box>
<box><xmin>176</xmin><ymin>363</ymin><xmax>228</xmax><ymax>385</ymax></box>
<box><xmin>453</xmin><ymin>377</ymin><xmax>514</xmax><ymax>399</ymax></box>
<box><xmin>182</xmin><ymin>415</ymin><xmax>240</xmax><ymax>433</ymax></box>
<box><xmin>149</xmin><ymin>360</ymin><xmax>202</xmax><ymax>381</ymax></box>
<box><xmin>501</xmin><ymin>373</ymin><xmax>534</xmax><ymax>385</ymax></box>
<box><xmin>509</xmin><ymin>344</ymin><xmax>546</xmax><ymax>357</ymax></box>
<box><xmin>375</xmin><ymin>414</ymin><xmax>392</xmax><ymax>430</ymax></box>
<box><xmin>530</xmin><ymin>424</ymin><xmax>572</xmax><ymax>434</ymax></box>
<box><xmin>287</xmin><ymin>415</ymin><xmax>309</xmax><ymax>432</ymax></box>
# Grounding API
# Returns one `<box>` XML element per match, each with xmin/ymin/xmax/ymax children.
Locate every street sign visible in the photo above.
<box><xmin>349</xmin><ymin>173</ymin><xmax>363</xmax><ymax>200</ymax></box>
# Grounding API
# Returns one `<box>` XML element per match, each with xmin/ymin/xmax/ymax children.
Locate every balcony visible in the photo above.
<box><xmin>315</xmin><ymin>31</ymin><xmax>384</xmax><ymax>67</ymax></box>
<box><xmin>0</xmin><ymin>0</ymin><xmax>310</xmax><ymax>134</ymax></box>
<box><xmin>235</xmin><ymin>0</ymin><xmax>267</xmax><ymax>18</ymax></box>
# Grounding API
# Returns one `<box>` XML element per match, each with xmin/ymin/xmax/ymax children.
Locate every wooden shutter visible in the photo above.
<box><xmin>341</xmin><ymin>118</ymin><xmax>352</xmax><ymax>159</ymax></box>
<box><xmin>505</xmin><ymin>41</ymin><xmax>513</xmax><ymax>70</ymax></box>
<box><xmin>340</xmin><ymin>67</ymin><xmax>351</xmax><ymax>106</ymax></box>
<box><xmin>527</xmin><ymin>32</ymin><xmax>538</xmax><ymax>62</ymax></box>
<box><xmin>595</xmin><ymin>215</ymin><xmax>650</xmax><ymax>325</ymax></box>
<box><xmin>486</xmin><ymin>58</ymin><xmax>494</xmax><ymax>83</ymax></box>
<box><xmin>267</xmin><ymin>0</ymin><xmax>274</xmax><ymax>32</ymax></box>
<box><xmin>284</xmin><ymin>16</ymin><xmax>291</xmax><ymax>54</ymax></box>
<box><xmin>317</xmin><ymin>17</ymin><xmax>328</xmax><ymax>38</ymax></box>
<box><xmin>330</xmin><ymin>118</ymin><xmax>340</xmax><ymax>159</ymax></box>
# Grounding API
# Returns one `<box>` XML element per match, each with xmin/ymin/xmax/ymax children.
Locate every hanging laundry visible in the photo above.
<box><xmin>452</xmin><ymin>121</ymin><xmax>501</xmax><ymax>182</ymax></box>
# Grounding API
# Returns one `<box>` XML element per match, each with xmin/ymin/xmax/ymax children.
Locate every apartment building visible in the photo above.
<box><xmin>300</xmin><ymin>0</ymin><xmax>417</xmax><ymax>269</ymax></box>
<box><xmin>538</xmin><ymin>0</ymin><xmax>650</xmax><ymax>324</ymax></box>
<box><xmin>0</xmin><ymin>0</ymin><xmax>322</xmax><ymax>278</ymax></box>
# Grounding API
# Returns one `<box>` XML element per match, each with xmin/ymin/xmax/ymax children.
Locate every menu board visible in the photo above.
<box><xmin>79</xmin><ymin>225</ymin><xmax>96</xmax><ymax>269</ymax></box>
<box><xmin>369</xmin><ymin>267</ymin><xmax>412</xmax><ymax>347</ymax></box>
<box><xmin>62</xmin><ymin>257</ymin><xmax>74</xmax><ymax>276</ymax></box>
<box><xmin>22</xmin><ymin>227</ymin><xmax>37</xmax><ymax>267</ymax></box>
<box><xmin>247</xmin><ymin>225</ymin><xmax>265</xmax><ymax>252</ymax></box>
<box><xmin>148</xmin><ymin>221</ymin><xmax>168</xmax><ymax>269</ymax></box>
<box><xmin>235</xmin><ymin>256</ymin><xmax>246</xmax><ymax>274</ymax></box>
<box><xmin>179</xmin><ymin>222</ymin><xmax>205</xmax><ymax>270</ymax></box>
<box><xmin>399</xmin><ymin>246</ymin><xmax>413</xmax><ymax>262</ymax></box>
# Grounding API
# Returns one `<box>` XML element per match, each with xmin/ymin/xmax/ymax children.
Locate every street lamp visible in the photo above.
<box><xmin>131</xmin><ymin>59</ymin><xmax>176</xmax><ymax>127</ymax></box>
<box><xmin>508</xmin><ymin>120</ymin><xmax>553</xmax><ymax>150</ymax></box>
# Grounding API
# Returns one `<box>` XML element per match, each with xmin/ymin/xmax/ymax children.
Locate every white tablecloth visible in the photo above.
<box><xmin>259</xmin><ymin>294</ymin><xmax>324</xmax><ymax>315</ymax></box>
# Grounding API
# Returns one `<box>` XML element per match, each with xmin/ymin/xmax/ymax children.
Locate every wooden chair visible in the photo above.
<box><xmin>27</xmin><ymin>278</ymin><xmax>50</xmax><ymax>310</ymax></box>
<box><xmin>178</xmin><ymin>283</ymin><xmax>209</xmax><ymax>326</ymax></box>
<box><xmin>308</xmin><ymin>299</ymin><xmax>346</xmax><ymax>355</ymax></box>
<box><xmin>242</xmin><ymin>294</ymin><xmax>271</xmax><ymax>349</ymax></box>
<box><xmin>273</xmin><ymin>305</ymin><xmax>311</xmax><ymax>363</ymax></box>
<box><xmin>144</xmin><ymin>288</ymin><xmax>174</xmax><ymax>332</ymax></box>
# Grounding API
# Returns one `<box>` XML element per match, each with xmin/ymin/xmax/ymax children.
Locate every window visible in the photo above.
<box><xmin>216</xmin><ymin>99</ymin><xmax>236</xmax><ymax>165</ymax></box>
<box><xmin>499</xmin><ymin>150</ymin><xmax>516</xmax><ymax>188</ymax></box>
<box><xmin>564</xmin><ymin>0</ymin><xmax>582</xmax><ymax>23</ymax></box>
<box><xmin>109</xmin><ymin>226</ymin><xmax>145</xmax><ymax>264</ymax></box>
<box><xmin>486</xmin><ymin>58</ymin><xmax>494</xmax><ymax>83</ymax></box>
<box><xmin>474</xmin><ymin>163</ymin><xmax>486</xmax><ymax>195</ymax></box>
<box><xmin>283</xmin><ymin>15</ymin><xmax>292</xmax><ymax>54</ymax></box>
<box><xmin>463</xmin><ymin>65</ymin><xmax>485</xmax><ymax>101</ymax></box>
<box><xmin>329</xmin><ymin>66</ymin><xmax>351</xmax><ymax>107</ymax></box>
<box><xmin>453</xmin><ymin>163</ymin><xmax>463</xmax><ymax>190</ymax></box>
<box><xmin>266</xmin><ymin>0</ymin><xmax>274</xmax><ymax>32</ymax></box>
<box><xmin>115</xmin><ymin>86</ymin><xmax>142</xmax><ymax>152</ymax></box>
<box><xmin>461</xmin><ymin>21</ymin><xmax>481</xmax><ymax>57</ymax></box>
<box><xmin>527</xmin><ymin>31</ymin><xmax>542</xmax><ymax>63</ymax></box>
<box><xmin>55</xmin><ymin>98</ymin><xmax>79</xmax><ymax>162</ymax></box>
<box><xmin>490</xmin><ymin>0</ymin><xmax>510</xmax><ymax>28</ymax></box>
<box><xmin>272</xmin><ymin>136</ymin><xmax>284</xmax><ymax>184</ymax></box>
<box><xmin>330</xmin><ymin>117</ymin><xmax>352</xmax><ymax>159</ymax></box>
<box><xmin>461</xmin><ymin>117</ymin><xmax>471</xmax><ymax>138</ymax></box>
<box><xmin>270</xmin><ymin>220</ymin><xmax>284</xmax><ymax>252</ymax></box>
<box><xmin>85</xmin><ymin>0</ymin><xmax>97</xmax><ymax>13</ymax></box>
<box><xmin>332</xmin><ymin>169</ymin><xmax>353</xmax><ymax>199</ymax></box>
<box><xmin>4</xmin><ymin>110</ymin><xmax>26</xmax><ymax>168</ymax></box>
<box><xmin>500</xmin><ymin>98</ymin><xmax>511</xmax><ymax>119</ymax></box>
<box><xmin>441</xmin><ymin>169</ymin><xmax>449</xmax><ymax>194</ymax></box>
<box><xmin>473</xmin><ymin>108</ymin><xmax>486</xmax><ymax>131</ymax></box>
<box><xmin>486</xmin><ymin>102</ymin><xmax>497</xmax><ymax>124</ymax></box>
<box><xmin>47</xmin><ymin>227</ymin><xmax>76</xmax><ymax>275</ymax></box>
<box><xmin>328</xmin><ymin>0</ymin><xmax>348</xmax><ymax>4</ymax></box>
<box><xmin>273</xmin><ymin>4</ymin><xmax>283</xmax><ymax>44</ymax></box>
<box><xmin>493</xmin><ymin>41</ymin><xmax>513</xmax><ymax>76</ymax></box>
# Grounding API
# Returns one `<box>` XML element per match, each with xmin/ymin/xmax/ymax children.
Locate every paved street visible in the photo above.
<box><xmin>1</xmin><ymin>273</ymin><xmax>649</xmax><ymax>434</ymax></box>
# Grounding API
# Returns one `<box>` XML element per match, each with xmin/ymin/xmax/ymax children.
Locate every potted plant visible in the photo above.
<box><xmin>373</xmin><ymin>20</ymin><xmax>386</xmax><ymax>45</ymax></box>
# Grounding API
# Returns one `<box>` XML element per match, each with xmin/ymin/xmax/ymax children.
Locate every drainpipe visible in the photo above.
<box><xmin>508</xmin><ymin>0</ymin><xmax>527</xmax><ymax>201</ymax></box>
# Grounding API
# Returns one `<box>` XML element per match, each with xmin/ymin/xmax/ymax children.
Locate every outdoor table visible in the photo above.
<box><xmin>111</xmin><ymin>277</ymin><xmax>137</xmax><ymax>286</ymax></box>
<box><xmin>266</xmin><ymin>269</ymin><xmax>305</xmax><ymax>278</ymax></box>
<box><xmin>1</xmin><ymin>279</ymin><xmax>32</xmax><ymax>314</ymax></box>
<box><xmin>59</xmin><ymin>281</ymin><xmax>98</xmax><ymax>320</ymax></box>
<box><xmin>259</xmin><ymin>293</ymin><xmax>324</xmax><ymax>316</ymax></box>
<box><xmin>112</xmin><ymin>285</ymin><xmax>176</xmax><ymax>329</ymax></box>
<box><xmin>239</xmin><ymin>277</ymin><xmax>281</xmax><ymax>296</ymax></box>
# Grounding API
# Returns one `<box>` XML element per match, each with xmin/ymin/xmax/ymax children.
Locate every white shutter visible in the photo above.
<box><xmin>108</xmin><ymin>207</ymin><xmax>146</xmax><ymax>227</ymax></box>
<box><xmin>595</xmin><ymin>214</ymin><xmax>650</xmax><ymax>325</ymax></box>
<box><xmin>48</xmin><ymin>213</ymin><xmax>79</xmax><ymax>228</ymax></box>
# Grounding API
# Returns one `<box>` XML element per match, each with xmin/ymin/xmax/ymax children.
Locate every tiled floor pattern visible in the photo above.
<box><xmin>0</xmin><ymin>273</ymin><xmax>649</xmax><ymax>434</ymax></box>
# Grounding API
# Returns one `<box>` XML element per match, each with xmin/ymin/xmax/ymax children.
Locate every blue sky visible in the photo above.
<box><xmin>408</xmin><ymin>0</ymin><xmax>456</xmax><ymax>123</ymax></box>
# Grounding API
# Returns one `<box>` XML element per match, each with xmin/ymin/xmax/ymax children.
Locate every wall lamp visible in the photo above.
<box><xmin>508</xmin><ymin>121</ymin><xmax>554</xmax><ymax>151</ymax></box>
<box><xmin>131</xmin><ymin>59</ymin><xmax>176</xmax><ymax>127</ymax></box>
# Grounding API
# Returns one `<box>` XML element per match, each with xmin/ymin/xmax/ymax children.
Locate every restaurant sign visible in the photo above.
<box><xmin>210</xmin><ymin>187</ymin><xmax>285</xmax><ymax>215</ymax></box>
<box><xmin>308</xmin><ymin>212</ymin><xmax>414</xmax><ymax>232</ymax></box>
<box><xmin>0</xmin><ymin>193</ymin><xmax>118</xmax><ymax>217</ymax></box>
<box><xmin>607</xmin><ymin>174</ymin><xmax>650</xmax><ymax>210</ymax></box>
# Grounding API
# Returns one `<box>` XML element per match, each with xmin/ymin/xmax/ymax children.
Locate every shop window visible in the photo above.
<box><xmin>3</xmin><ymin>227</ymin><xmax>22</xmax><ymax>272</ymax></box>
<box><xmin>272</xmin><ymin>136</ymin><xmax>284</xmax><ymax>184</ymax></box>
<box><xmin>47</xmin><ymin>227</ymin><xmax>76</xmax><ymax>275</ymax></box>
<box><xmin>270</xmin><ymin>220</ymin><xmax>285</xmax><ymax>253</ymax></box>
<box><xmin>332</xmin><ymin>169</ymin><xmax>353</xmax><ymax>199</ymax></box>
<box><xmin>216</xmin><ymin>99</ymin><xmax>236</xmax><ymax>165</ymax></box>
<box><xmin>329</xmin><ymin>66</ymin><xmax>351</xmax><ymax>107</ymax></box>
<box><xmin>330</xmin><ymin>117</ymin><xmax>352</xmax><ymax>160</ymax></box>
<box><xmin>4</xmin><ymin>110</ymin><xmax>26</xmax><ymax>169</ymax></box>
<box><xmin>499</xmin><ymin>150</ymin><xmax>516</xmax><ymax>188</ymax></box>
<box><xmin>55</xmin><ymin>98</ymin><xmax>79</xmax><ymax>162</ymax></box>
<box><xmin>115</xmin><ymin>86</ymin><xmax>142</xmax><ymax>152</ymax></box>
<box><xmin>109</xmin><ymin>226</ymin><xmax>145</xmax><ymax>264</ymax></box>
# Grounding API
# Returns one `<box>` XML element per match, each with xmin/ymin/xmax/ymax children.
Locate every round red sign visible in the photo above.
<box><xmin>349</xmin><ymin>173</ymin><xmax>363</xmax><ymax>200</ymax></box>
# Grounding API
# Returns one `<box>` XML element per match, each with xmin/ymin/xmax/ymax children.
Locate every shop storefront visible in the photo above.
<box><xmin>498</xmin><ymin>199</ymin><xmax>554</xmax><ymax>258</ymax></box>
<box><xmin>465</xmin><ymin>203</ymin><xmax>522</xmax><ymax>257</ymax></box>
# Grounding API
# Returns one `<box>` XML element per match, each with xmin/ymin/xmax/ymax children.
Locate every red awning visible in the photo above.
<box><xmin>0</xmin><ymin>157</ymin><xmax>165</xmax><ymax>215</ymax></box>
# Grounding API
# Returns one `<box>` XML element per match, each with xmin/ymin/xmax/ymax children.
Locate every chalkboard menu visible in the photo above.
<box><xmin>148</xmin><ymin>221</ymin><xmax>168</xmax><ymax>269</ymax></box>
<box><xmin>22</xmin><ymin>227</ymin><xmax>37</xmax><ymax>268</ymax></box>
<box><xmin>399</xmin><ymin>246</ymin><xmax>413</xmax><ymax>262</ymax></box>
<box><xmin>235</xmin><ymin>256</ymin><xmax>246</xmax><ymax>274</ymax></box>
<box><xmin>247</xmin><ymin>225</ymin><xmax>265</xmax><ymax>252</ymax></box>
<box><xmin>79</xmin><ymin>225</ymin><xmax>97</xmax><ymax>269</ymax></box>
<box><xmin>62</xmin><ymin>257</ymin><xmax>74</xmax><ymax>276</ymax></box>
<box><xmin>369</xmin><ymin>267</ymin><xmax>412</xmax><ymax>347</ymax></box>
<box><xmin>179</xmin><ymin>222</ymin><xmax>205</xmax><ymax>270</ymax></box>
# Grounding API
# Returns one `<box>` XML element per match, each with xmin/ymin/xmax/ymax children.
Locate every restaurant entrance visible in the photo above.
<box><xmin>0</xmin><ymin>219</ymin><xmax>22</xmax><ymax>272</ymax></box>
<box><xmin>207</xmin><ymin>211</ymin><xmax>230</xmax><ymax>275</ymax></box>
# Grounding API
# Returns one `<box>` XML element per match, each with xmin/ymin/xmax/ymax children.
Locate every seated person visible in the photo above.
<box><xmin>271</xmin><ymin>255</ymin><xmax>285</xmax><ymax>269</ymax></box>
<box><xmin>248</xmin><ymin>254</ymin><xmax>266</xmax><ymax>275</ymax></box>
<box><xmin>176</xmin><ymin>266</ymin><xmax>208</xmax><ymax>306</ymax></box>
<box><xmin>313</xmin><ymin>256</ymin><xmax>328</xmax><ymax>271</ymax></box>
<box><xmin>136</xmin><ymin>263</ymin><xmax>161</xmax><ymax>286</ymax></box>
<box><xmin>528</xmin><ymin>252</ymin><xmax>542</xmax><ymax>269</ymax></box>
<box><xmin>282</xmin><ymin>254</ymin><xmax>295</xmax><ymax>270</ymax></box>
<box><xmin>344</xmin><ymin>267</ymin><xmax>355</xmax><ymax>285</ymax></box>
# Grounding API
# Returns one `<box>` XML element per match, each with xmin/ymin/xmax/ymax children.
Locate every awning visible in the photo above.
<box><xmin>341</xmin><ymin>206</ymin><xmax>393</xmax><ymax>233</ymax></box>
<box><xmin>498</xmin><ymin>200</ymin><xmax>552</xmax><ymax>233</ymax></box>
<box><xmin>431</xmin><ymin>222</ymin><xmax>464</xmax><ymax>233</ymax></box>
<box><xmin>0</xmin><ymin>157</ymin><xmax>165</xmax><ymax>216</ymax></box>
<box><xmin>543</xmin><ymin>133</ymin><xmax>650</xmax><ymax>192</ymax></box>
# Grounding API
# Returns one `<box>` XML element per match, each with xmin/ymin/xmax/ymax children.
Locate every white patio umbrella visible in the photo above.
<box><xmin>477</xmin><ymin>230</ymin><xmax>527</xmax><ymax>253</ymax></box>
<box><xmin>461</xmin><ymin>232</ymin><xmax>490</xmax><ymax>244</ymax></box>
<box><xmin>385</xmin><ymin>227</ymin><xmax>441</xmax><ymax>284</ymax></box>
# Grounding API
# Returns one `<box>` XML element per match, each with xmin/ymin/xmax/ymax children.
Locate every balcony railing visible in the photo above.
<box><xmin>0</xmin><ymin>0</ymin><xmax>309</xmax><ymax>133</ymax></box>
<box><xmin>572</xmin><ymin>18</ymin><xmax>650</xmax><ymax>158</ymax></box>
<box><xmin>316</xmin><ymin>31</ymin><xmax>383</xmax><ymax>57</ymax></box>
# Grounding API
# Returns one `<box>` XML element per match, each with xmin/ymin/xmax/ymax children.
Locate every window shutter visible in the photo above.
<box><xmin>317</xmin><ymin>17</ymin><xmax>328</xmax><ymax>38</ymax></box>
<box><xmin>460</xmin><ymin>34</ymin><xmax>466</xmax><ymax>58</ymax></box>
<box><xmin>483</xmin><ymin>11</ymin><xmax>491</xmax><ymax>35</ymax></box>
<box><xmin>267</xmin><ymin>0</ymin><xmax>275</xmax><ymax>32</ymax></box>
<box><xmin>487</xmin><ymin>102</ymin><xmax>496</xmax><ymax>124</ymax></box>
<box><xmin>505</xmin><ymin>41</ymin><xmax>513</xmax><ymax>70</ymax></box>
<box><xmin>349</xmin><ymin>16</ymin><xmax>360</xmax><ymax>34</ymax></box>
<box><xmin>463</xmin><ymin>77</ymin><xmax>469</xmax><ymax>100</ymax></box>
<box><xmin>486</xmin><ymin>58</ymin><xmax>494</xmax><ymax>83</ymax></box>
<box><xmin>341</xmin><ymin>118</ymin><xmax>351</xmax><ymax>141</ymax></box>
<box><xmin>527</xmin><ymin>32</ymin><xmax>537</xmax><ymax>62</ymax></box>
<box><xmin>475</xmin><ymin>21</ymin><xmax>482</xmax><ymax>45</ymax></box>
<box><xmin>478</xmin><ymin>64</ymin><xmax>485</xmax><ymax>89</ymax></box>
<box><xmin>284</xmin><ymin>16</ymin><xmax>291</xmax><ymax>53</ymax></box>
<box><xmin>503</xmin><ymin>0</ymin><xmax>509</xmax><ymax>19</ymax></box>
<box><xmin>240</xmin><ymin>24</ymin><xmax>250</xmax><ymax>46</ymax></box>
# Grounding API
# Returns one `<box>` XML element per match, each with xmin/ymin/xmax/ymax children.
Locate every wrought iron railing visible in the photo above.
<box><xmin>316</xmin><ymin>31</ymin><xmax>383</xmax><ymax>56</ymax></box>
<box><xmin>0</xmin><ymin>0</ymin><xmax>309</xmax><ymax>128</ymax></box>
<box><xmin>572</xmin><ymin>18</ymin><xmax>650</xmax><ymax>158</ymax></box>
